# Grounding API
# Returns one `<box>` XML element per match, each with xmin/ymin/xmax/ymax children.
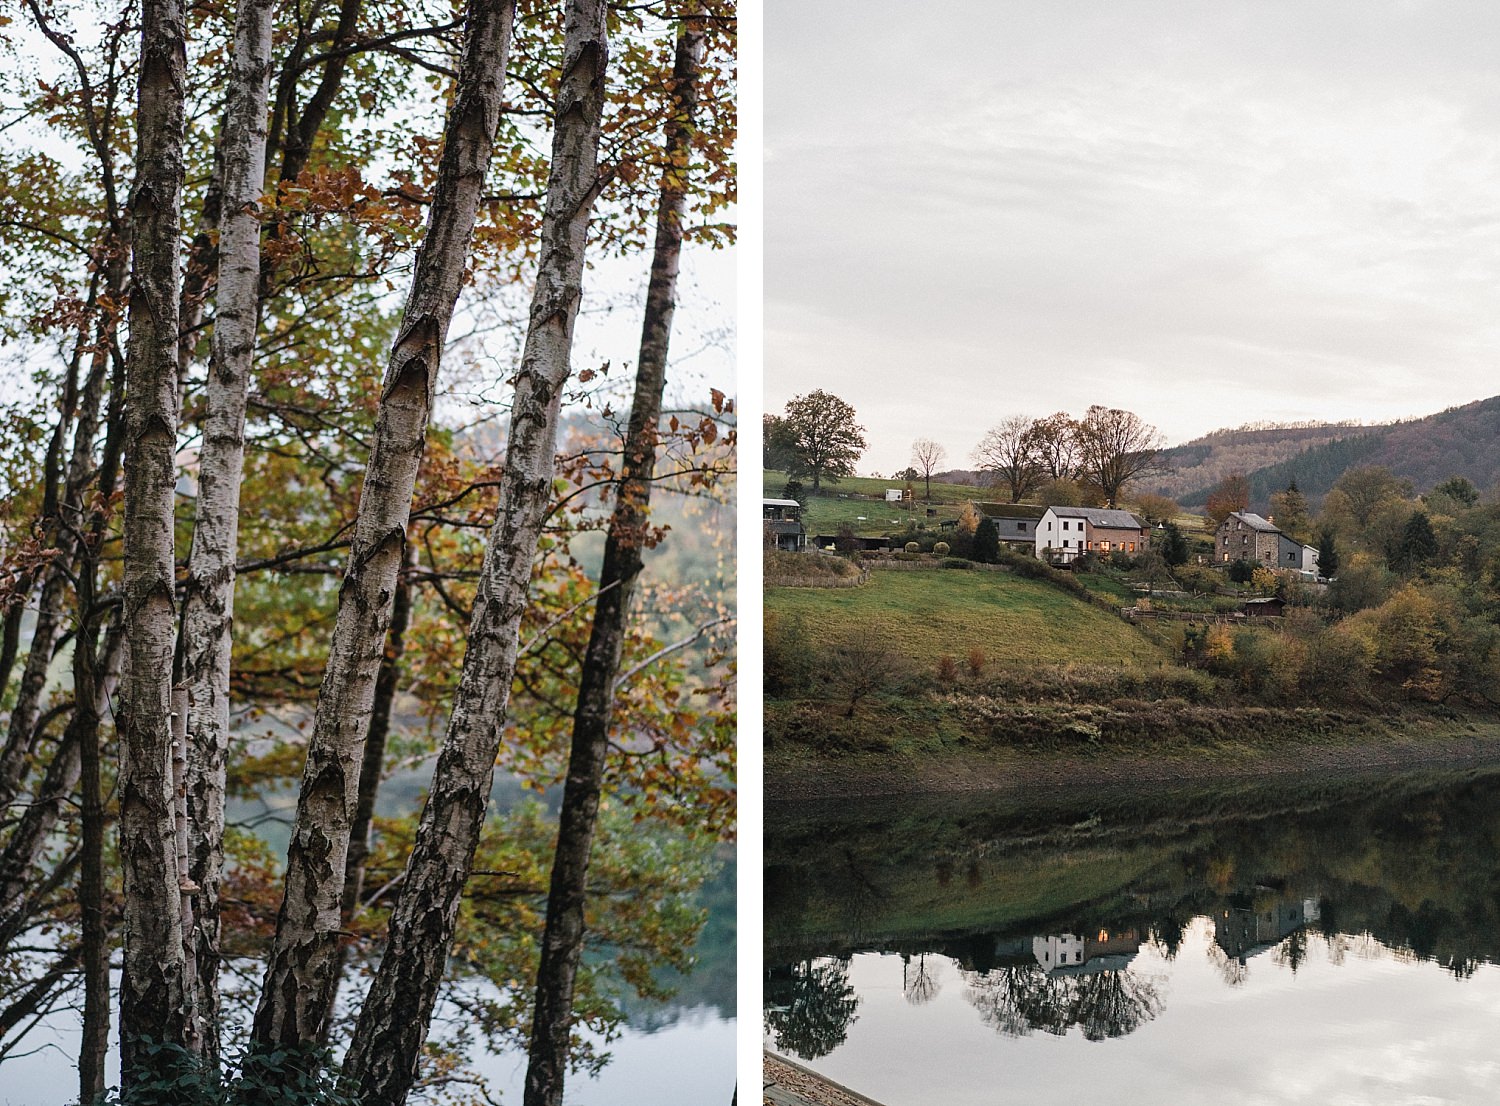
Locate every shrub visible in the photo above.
<box><xmin>966</xmin><ymin>648</ymin><xmax>986</xmax><ymax>677</ymax></box>
<box><xmin>1227</xmin><ymin>558</ymin><xmax>1257</xmax><ymax>584</ymax></box>
<box><xmin>935</xmin><ymin>654</ymin><xmax>960</xmax><ymax>684</ymax></box>
<box><xmin>765</xmin><ymin>613</ymin><xmax>815</xmax><ymax>696</ymax></box>
<box><xmin>941</xmin><ymin>558</ymin><xmax>972</xmax><ymax>569</ymax></box>
<box><xmin>904</xmin><ymin>541</ymin><xmax>919</xmax><ymax>553</ymax></box>
<box><xmin>934</xmin><ymin>541</ymin><xmax>950</xmax><ymax>555</ymax></box>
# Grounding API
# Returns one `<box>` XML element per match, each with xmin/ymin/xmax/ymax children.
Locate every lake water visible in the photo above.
<box><xmin>0</xmin><ymin>774</ymin><xmax>734</xmax><ymax>1105</ymax></box>
<box><xmin>765</xmin><ymin>766</ymin><xmax>1500</xmax><ymax>1105</ymax></box>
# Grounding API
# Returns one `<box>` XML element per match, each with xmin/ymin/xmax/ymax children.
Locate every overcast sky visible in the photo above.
<box><xmin>765</xmin><ymin>0</ymin><xmax>1500</xmax><ymax>476</ymax></box>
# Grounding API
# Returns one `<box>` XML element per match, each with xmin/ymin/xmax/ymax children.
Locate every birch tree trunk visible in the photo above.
<box><xmin>0</xmin><ymin>260</ymin><xmax>119</xmax><ymax>811</ymax></box>
<box><xmin>523</xmin><ymin>17</ymin><xmax>704</xmax><ymax>1104</ymax></box>
<box><xmin>251</xmin><ymin>0</ymin><xmax>517</xmax><ymax>1051</ymax></box>
<box><xmin>341</xmin><ymin>4</ymin><xmax>609</xmax><ymax>1100</ymax></box>
<box><xmin>118</xmin><ymin>0</ymin><xmax>195</xmax><ymax>1076</ymax></box>
<box><xmin>176</xmin><ymin>0</ymin><xmax>275</xmax><ymax>1065</ymax></box>
<box><xmin>342</xmin><ymin>539</ymin><xmax>415</xmax><ymax>921</ymax></box>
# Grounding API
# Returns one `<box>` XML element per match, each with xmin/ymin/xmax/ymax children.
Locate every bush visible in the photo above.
<box><xmin>941</xmin><ymin>558</ymin><xmax>972</xmax><ymax>569</ymax></box>
<box><xmin>935</xmin><ymin>654</ymin><xmax>960</xmax><ymax>684</ymax></box>
<box><xmin>1227</xmin><ymin>558</ymin><xmax>1257</xmax><ymax>584</ymax></box>
<box><xmin>904</xmin><ymin>541</ymin><xmax>919</xmax><ymax>553</ymax></box>
<box><xmin>765</xmin><ymin>613</ymin><xmax>815</xmax><ymax>696</ymax></box>
<box><xmin>933</xmin><ymin>541</ymin><xmax>950</xmax><ymax>555</ymax></box>
<box><xmin>966</xmin><ymin>648</ymin><xmax>986</xmax><ymax>677</ymax></box>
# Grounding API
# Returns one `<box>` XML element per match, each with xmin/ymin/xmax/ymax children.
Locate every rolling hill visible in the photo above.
<box><xmin>1157</xmin><ymin>396</ymin><xmax>1500</xmax><ymax>510</ymax></box>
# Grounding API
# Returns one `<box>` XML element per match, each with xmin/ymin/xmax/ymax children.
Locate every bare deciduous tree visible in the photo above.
<box><xmin>1074</xmin><ymin>405</ymin><xmax>1164</xmax><ymax>507</ymax></box>
<box><xmin>975</xmin><ymin>415</ymin><xmax>1042</xmax><ymax>503</ymax></box>
<box><xmin>910</xmin><ymin>437</ymin><xmax>947</xmax><ymax>501</ymax></box>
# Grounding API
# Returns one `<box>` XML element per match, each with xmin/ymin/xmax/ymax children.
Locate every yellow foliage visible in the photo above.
<box><xmin>1203</xmin><ymin>625</ymin><xmax>1235</xmax><ymax>669</ymax></box>
<box><xmin>956</xmin><ymin>503</ymin><xmax>980</xmax><ymax>537</ymax></box>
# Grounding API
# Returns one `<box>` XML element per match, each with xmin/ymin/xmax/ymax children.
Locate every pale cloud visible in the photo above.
<box><xmin>767</xmin><ymin>0</ymin><xmax>1500</xmax><ymax>475</ymax></box>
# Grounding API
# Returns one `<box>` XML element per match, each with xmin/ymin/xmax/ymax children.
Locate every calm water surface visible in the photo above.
<box><xmin>765</xmin><ymin>767</ymin><xmax>1500</xmax><ymax>1105</ymax></box>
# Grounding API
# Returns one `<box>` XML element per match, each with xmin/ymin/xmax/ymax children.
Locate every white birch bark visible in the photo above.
<box><xmin>118</xmin><ymin>0</ymin><xmax>194</xmax><ymax>1074</ymax></box>
<box><xmin>177</xmin><ymin>0</ymin><xmax>274</xmax><ymax>1063</ymax></box>
<box><xmin>251</xmin><ymin>0</ymin><xmax>517</xmax><ymax>1050</ymax></box>
<box><xmin>341</xmin><ymin>3</ymin><xmax>609</xmax><ymax>1100</ymax></box>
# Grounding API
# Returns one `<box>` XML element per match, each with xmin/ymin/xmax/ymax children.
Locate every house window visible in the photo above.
<box><xmin>1019</xmin><ymin>522</ymin><xmax>1027</xmax><ymax>532</ymax></box>
<box><xmin>1129</xmin><ymin>542</ymin><xmax>1136</xmax><ymax>552</ymax></box>
<box><xmin>1101</xmin><ymin>541</ymin><xmax>1111</xmax><ymax>551</ymax></box>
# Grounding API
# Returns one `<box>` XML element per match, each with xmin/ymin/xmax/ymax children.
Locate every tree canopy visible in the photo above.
<box><xmin>775</xmin><ymin>389</ymin><xmax>867</xmax><ymax>492</ymax></box>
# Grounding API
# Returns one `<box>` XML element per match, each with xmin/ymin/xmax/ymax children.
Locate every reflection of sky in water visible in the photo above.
<box><xmin>0</xmin><ymin>991</ymin><xmax>732</xmax><ymax>1106</ymax></box>
<box><xmin>769</xmin><ymin>922</ymin><xmax>1500</xmax><ymax>1105</ymax></box>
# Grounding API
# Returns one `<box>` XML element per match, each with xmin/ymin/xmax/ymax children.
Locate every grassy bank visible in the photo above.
<box><xmin>765</xmin><ymin>557</ymin><xmax>1500</xmax><ymax>799</ymax></box>
<box><xmin>766</xmin><ymin>566</ymin><xmax>1166</xmax><ymax>667</ymax></box>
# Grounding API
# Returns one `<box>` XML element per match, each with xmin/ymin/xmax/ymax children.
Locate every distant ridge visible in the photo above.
<box><xmin>1159</xmin><ymin>396</ymin><xmax>1500</xmax><ymax>508</ymax></box>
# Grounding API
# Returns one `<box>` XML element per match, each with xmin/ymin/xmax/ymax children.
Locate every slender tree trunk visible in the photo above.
<box><xmin>118</xmin><ymin>0</ymin><xmax>195</xmax><ymax>1077</ymax></box>
<box><xmin>251</xmin><ymin>0</ymin><xmax>517</xmax><ymax>1052</ymax></box>
<box><xmin>342</xmin><ymin>540</ymin><xmax>415</xmax><ymax>921</ymax></box>
<box><xmin>0</xmin><ymin>602</ymin><xmax>22</xmax><ymax>712</ymax></box>
<box><xmin>0</xmin><ymin>252</ymin><xmax>120</xmax><ymax>808</ymax></box>
<box><xmin>176</xmin><ymin>0</ymin><xmax>276</xmax><ymax>1066</ymax></box>
<box><xmin>523</xmin><ymin>18</ymin><xmax>703</xmax><ymax>1105</ymax></box>
<box><xmin>277</xmin><ymin>0</ymin><xmax>363</xmax><ymax>185</ymax></box>
<box><xmin>0</xmin><ymin>571</ymin><xmax>68</xmax><ymax>805</ymax></box>
<box><xmin>317</xmin><ymin>541</ymin><xmax>415</xmax><ymax>1043</ymax></box>
<box><xmin>341</xmin><ymin>5</ymin><xmax>609</xmax><ymax>1100</ymax></box>
<box><xmin>77</xmin><ymin>588</ymin><xmax>110</xmax><ymax>1106</ymax></box>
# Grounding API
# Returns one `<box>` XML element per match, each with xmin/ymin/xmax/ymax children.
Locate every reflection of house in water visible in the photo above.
<box><xmin>1032</xmin><ymin>928</ymin><xmax>1142</xmax><ymax>975</ymax></box>
<box><xmin>1213</xmin><ymin>894</ymin><xmax>1320</xmax><ymax>962</ymax></box>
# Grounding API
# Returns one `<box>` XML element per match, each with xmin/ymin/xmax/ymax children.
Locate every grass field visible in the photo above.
<box><xmin>765</xmin><ymin>566</ymin><xmax>1167</xmax><ymax>668</ymax></box>
<box><xmin>764</xmin><ymin>470</ymin><xmax>972</xmax><ymax>536</ymax></box>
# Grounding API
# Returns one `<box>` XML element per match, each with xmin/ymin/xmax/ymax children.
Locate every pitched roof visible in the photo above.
<box><xmin>1227</xmin><ymin>511</ymin><xmax>1281</xmax><ymax>533</ymax></box>
<box><xmin>1045</xmin><ymin>506</ymin><xmax>1146</xmax><ymax>529</ymax></box>
<box><xmin>763</xmin><ymin>498</ymin><xmax>802</xmax><ymax>508</ymax></box>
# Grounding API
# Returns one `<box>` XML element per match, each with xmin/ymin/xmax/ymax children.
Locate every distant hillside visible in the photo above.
<box><xmin>1146</xmin><ymin>422</ymin><xmax>1371</xmax><ymax>501</ymax></box>
<box><xmin>1169</xmin><ymin>397</ymin><xmax>1500</xmax><ymax>509</ymax></box>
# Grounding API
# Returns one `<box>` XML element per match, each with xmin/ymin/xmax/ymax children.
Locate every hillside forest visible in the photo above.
<box><xmin>0</xmin><ymin>3</ymin><xmax>735</xmax><ymax>1105</ymax></box>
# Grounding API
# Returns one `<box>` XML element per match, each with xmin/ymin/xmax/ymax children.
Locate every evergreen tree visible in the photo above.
<box><xmin>1161</xmin><ymin>521</ymin><xmax>1189</xmax><ymax>567</ymax></box>
<box><xmin>1319</xmin><ymin>528</ymin><xmax>1341</xmax><ymax>578</ymax></box>
<box><xmin>974</xmin><ymin>516</ymin><xmax>1000</xmax><ymax>563</ymax></box>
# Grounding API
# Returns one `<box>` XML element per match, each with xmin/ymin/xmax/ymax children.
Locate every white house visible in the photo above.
<box><xmin>1036</xmin><ymin>506</ymin><xmax>1150</xmax><ymax>562</ymax></box>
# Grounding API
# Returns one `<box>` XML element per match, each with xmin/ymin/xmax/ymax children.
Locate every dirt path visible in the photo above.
<box><xmin>764</xmin><ymin>1053</ymin><xmax>889</xmax><ymax>1106</ymax></box>
<box><xmin>766</xmin><ymin>725</ymin><xmax>1500</xmax><ymax>804</ymax></box>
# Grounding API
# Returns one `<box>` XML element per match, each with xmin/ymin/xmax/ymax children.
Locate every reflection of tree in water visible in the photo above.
<box><xmin>1205</xmin><ymin>940</ymin><xmax>1250</xmax><ymax>986</ymax></box>
<box><xmin>1273</xmin><ymin>928</ymin><xmax>1309</xmax><ymax>974</ymax></box>
<box><xmin>902</xmin><ymin>952</ymin><xmax>942</xmax><ymax>1006</ymax></box>
<box><xmin>764</xmin><ymin>957</ymin><xmax>860</xmax><ymax>1060</ymax></box>
<box><xmin>963</xmin><ymin>965</ymin><xmax>1163</xmax><ymax>1041</ymax></box>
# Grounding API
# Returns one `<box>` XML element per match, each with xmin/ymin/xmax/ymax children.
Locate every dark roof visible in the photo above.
<box><xmin>1226</xmin><ymin>511</ymin><xmax>1280</xmax><ymax>533</ymax></box>
<box><xmin>976</xmin><ymin>502</ymin><xmax>1048</xmax><ymax>520</ymax></box>
<box><xmin>1046</xmin><ymin>506</ymin><xmax>1146</xmax><ymax>529</ymax></box>
<box><xmin>764</xmin><ymin>520</ymin><xmax>804</xmax><ymax>536</ymax></box>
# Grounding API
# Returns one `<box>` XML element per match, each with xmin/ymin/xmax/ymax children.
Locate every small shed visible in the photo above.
<box><xmin>1242</xmin><ymin>596</ymin><xmax>1285</xmax><ymax>618</ymax></box>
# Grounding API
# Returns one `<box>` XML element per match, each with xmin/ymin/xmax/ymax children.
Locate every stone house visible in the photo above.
<box><xmin>1216</xmin><ymin>511</ymin><xmax>1308</xmax><ymax>569</ymax></box>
